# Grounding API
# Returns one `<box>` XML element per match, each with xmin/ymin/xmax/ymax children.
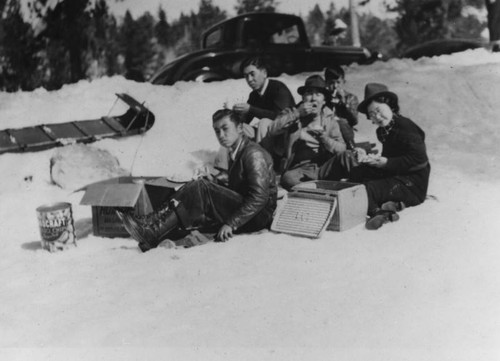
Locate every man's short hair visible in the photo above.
<box><xmin>325</xmin><ymin>66</ymin><xmax>345</xmax><ymax>81</ymax></box>
<box><xmin>212</xmin><ymin>108</ymin><xmax>243</xmax><ymax>125</ymax></box>
<box><xmin>240</xmin><ymin>56</ymin><xmax>268</xmax><ymax>74</ymax></box>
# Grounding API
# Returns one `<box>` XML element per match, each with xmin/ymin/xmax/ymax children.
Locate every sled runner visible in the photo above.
<box><xmin>0</xmin><ymin>93</ymin><xmax>155</xmax><ymax>155</ymax></box>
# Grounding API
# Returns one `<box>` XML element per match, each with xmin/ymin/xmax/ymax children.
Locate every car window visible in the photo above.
<box><xmin>205</xmin><ymin>27</ymin><xmax>222</xmax><ymax>48</ymax></box>
<box><xmin>270</xmin><ymin>25</ymin><xmax>300</xmax><ymax>44</ymax></box>
<box><xmin>242</xmin><ymin>17</ymin><xmax>306</xmax><ymax>48</ymax></box>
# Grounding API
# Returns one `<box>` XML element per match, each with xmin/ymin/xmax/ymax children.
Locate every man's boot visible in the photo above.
<box><xmin>365</xmin><ymin>209</ymin><xmax>399</xmax><ymax>230</ymax></box>
<box><xmin>116</xmin><ymin>206</ymin><xmax>178</xmax><ymax>252</ymax></box>
<box><xmin>381</xmin><ymin>201</ymin><xmax>405</xmax><ymax>212</ymax></box>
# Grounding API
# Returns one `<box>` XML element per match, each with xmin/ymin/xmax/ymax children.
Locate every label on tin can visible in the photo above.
<box><xmin>36</xmin><ymin>202</ymin><xmax>77</xmax><ymax>252</ymax></box>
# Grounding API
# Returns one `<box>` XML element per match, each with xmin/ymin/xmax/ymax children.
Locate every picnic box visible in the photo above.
<box><xmin>79</xmin><ymin>176</ymin><xmax>184</xmax><ymax>238</ymax></box>
<box><xmin>292</xmin><ymin>180</ymin><xmax>368</xmax><ymax>232</ymax></box>
<box><xmin>271</xmin><ymin>190</ymin><xmax>338</xmax><ymax>238</ymax></box>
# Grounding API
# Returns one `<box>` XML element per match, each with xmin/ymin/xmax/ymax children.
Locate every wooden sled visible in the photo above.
<box><xmin>0</xmin><ymin>93</ymin><xmax>155</xmax><ymax>155</ymax></box>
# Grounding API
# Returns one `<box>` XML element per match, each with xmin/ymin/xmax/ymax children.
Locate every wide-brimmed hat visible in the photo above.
<box><xmin>324</xmin><ymin>65</ymin><xmax>345</xmax><ymax>81</ymax></box>
<box><xmin>297</xmin><ymin>75</ymin><xmax>330</xmax><ymax>98</ymax></box>
<box><xmin>357</xmin><ymin>83</ymin><xmax>398</xmax><ymax>114</ymax></box>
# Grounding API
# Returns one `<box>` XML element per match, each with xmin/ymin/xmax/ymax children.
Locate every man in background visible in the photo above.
<box><xmin>221</xmin><ymin>56</ymin><xmax>295</xmax><ymax>170</ymax></box>
<box><xmin>324</xmin><ymin>65</ymin><xmax>359</xmax><ymax>148</ymax></box>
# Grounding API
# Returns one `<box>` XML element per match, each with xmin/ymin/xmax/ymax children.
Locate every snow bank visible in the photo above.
<box><xmin>0</xmin><ymin>49</ymin><xmax>500</xmax><ymax>360</ymax></box>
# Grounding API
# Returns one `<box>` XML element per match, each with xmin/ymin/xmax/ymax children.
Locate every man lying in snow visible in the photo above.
<box><xmin>116</xmin><ymin>109</ymin><xmax>277</xmax><ymax>252</ymax></box>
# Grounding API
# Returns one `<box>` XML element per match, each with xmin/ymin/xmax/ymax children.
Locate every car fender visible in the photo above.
<box><xmin>184</xmin><ymin>69</ymin><xmax>227</xmax><ymax>83</ymax></box>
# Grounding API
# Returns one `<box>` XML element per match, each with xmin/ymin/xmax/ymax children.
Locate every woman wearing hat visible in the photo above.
<box><xmin>348</xmin><ymin>83</ymin><xmax>431</xmax><ymax>230</ymax></box>
<box><xmin>278</xmin><ymin>75</ymin><xmax>346</xmax><ymax>190</ymax></box>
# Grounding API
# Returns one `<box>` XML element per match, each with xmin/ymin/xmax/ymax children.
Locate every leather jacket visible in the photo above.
<box><xmin>226</xmin><ymin>137</ymin><xmax>277</xmax><ymax>230</ymax></box>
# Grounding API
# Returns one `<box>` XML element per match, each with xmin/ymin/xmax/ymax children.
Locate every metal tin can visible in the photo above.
<box><xmin>36</xmin><ymin>202</ymin><xmax>77</xmax><ymax>252</ymax></box>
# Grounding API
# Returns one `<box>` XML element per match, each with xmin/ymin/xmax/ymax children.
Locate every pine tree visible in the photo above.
<box><xmin>323</xmin><ymin>2</ymin><xmax>341</xmax><ymax>44</ymax></box>
<box><xmin>235</xmin><ymin>0</ymin><xmax>278</xmax><ymax>14</ymax></box>
<box><xmin>87</xmin><ymin>0</ymin><xmax>119</xmax><ymax>78</ymax></box>
<box><xmin>46</xmin><ymin>0</ymin><xmax>91</xmax><ymax>83</ymax></box>
<box><xmin>118</xmin><ymin>11</ymin><xmax>156</xmax><ymax>81</ymax></box>
<box><xmin>0</xmin><ymin>0</ymin><xmax>40</xmax><ymax>91</ymax></box>
<box><xmin>388</xmin><ymin>0</ymin><xmax>487</xmax><ymax>52</ymax></box>
<box><xmin>359</xmin><ymin>14</ymin><xmax>399</xmax><ymax>58</ymax></box>
<box><xmin>190</xmin><ymin>0</ymin><xmax>226</xmax><ymax>48</ymax></box>
<box><xmin>155</xmin><ymin>7</ymin><xmax>170</xmax><ymax>47</ymax></box>
<box><xmin>306</xmin><ymin>4</ymin><xmax>325</xmax><ymax>45</ymax></box>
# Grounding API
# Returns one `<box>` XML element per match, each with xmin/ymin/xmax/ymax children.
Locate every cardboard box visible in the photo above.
<box><xmin>79</xmin><ymin>176</ymin><xmax>184</xmax><ymax>238</ymax></box>
<box><xmin>292</xmin><ymin>180</ymin><xmax>368</xmax><ymax>231</ymax></box>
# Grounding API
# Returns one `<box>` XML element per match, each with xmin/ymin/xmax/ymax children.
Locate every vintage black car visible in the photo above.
<box><xmin>401</xmin><ymin>38</ymin><xmax>487</xmax><ymax>60</ymax></box>
<box><xmin>150</xmin><ymin>12</ymin><xmax>381</xmax><ymax>85</ymax></box>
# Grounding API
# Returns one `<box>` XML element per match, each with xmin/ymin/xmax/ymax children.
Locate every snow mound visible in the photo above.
<box><xmin>1</xmin><ymin>49</ymin><xmax>500</xmax><ymax>358</ymax></box>
<box><xmin>50</xmin><ymin>144</ymin><xmax>130</xmax><ymax>190</ymax></box>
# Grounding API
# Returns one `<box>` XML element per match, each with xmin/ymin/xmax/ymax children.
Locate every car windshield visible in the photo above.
<box><xmin>242</xmin><ymin>17</ymin><xmax>305</xmax><ymax>47</ymax></box>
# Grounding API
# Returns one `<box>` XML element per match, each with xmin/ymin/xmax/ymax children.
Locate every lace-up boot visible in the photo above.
<box><xmin>365</xmin><ymin>209</ymin><xmax>399</xmax><ymax>230</ymax></box>
<box><xmin>115</xmin><ymin>205</ymin><xmax>178</xmax><ymax>252</ymax></box>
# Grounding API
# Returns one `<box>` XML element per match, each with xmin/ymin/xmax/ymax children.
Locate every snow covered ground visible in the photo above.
<box><xmin>1</xmin><ymin>49</ymin><xmax>500</xmax><ymax>361</ymax></box>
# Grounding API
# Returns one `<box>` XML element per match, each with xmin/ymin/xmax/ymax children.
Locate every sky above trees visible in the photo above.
<box><xmin>108</xmin><ymin>0</ymin><xmax>396</xmax><ymax>21</ymax></box>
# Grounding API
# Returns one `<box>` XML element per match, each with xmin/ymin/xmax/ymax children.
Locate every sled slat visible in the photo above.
<box><xmin>44</xmin><ymin>123</ymin><xmax>88</xmax><ymax>140</ymax></box>
<box><xmin>75</xmin><ymin>119</ymin><xmax>117</xmax><ymax>138</ymax></box>
<box><xmin>9</xmin><ymin>127</ymin><xmax>56</xmax><ymax>151</ymax></box>
<box><xmin>101</xmin><ymin>116</ymin><xmax>127</xmax><ymax>134</ymax></box>
<box><xmin>0</xmin><ymin>130</ymin><xmax>20</xmax><ymax>153</ymax></box>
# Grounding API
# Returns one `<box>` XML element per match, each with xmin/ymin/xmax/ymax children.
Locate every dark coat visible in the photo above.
<box><xmin>245</xmin><ymin>79</ymin><xmax>295</xmax><ymax>123</ymax></box>
<box><xmin>349</xmin><ymin>114</ymin><xmax>430</xmax><ymax>213</ymax></box>
<box><xmin>377</xmin><ymin>114</ymin><xmax>430</xmax><ymax>199</ymax></box>
<box><xmin>226</xmin><ymin>137</ymin><xmax>277</xmax><ymax>230</ymax></box>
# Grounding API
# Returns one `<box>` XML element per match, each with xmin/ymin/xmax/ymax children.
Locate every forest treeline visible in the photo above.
<box><xmin>0</xmin><ymin>0</ymin><xmax>489</xmax><ymax>91</ymax></box>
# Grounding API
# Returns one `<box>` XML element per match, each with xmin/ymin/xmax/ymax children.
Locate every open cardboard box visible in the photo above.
<box><xmin>79</xmin><ymin>176</ymin><xmax>184</xmax><ymax>238</ymax></box>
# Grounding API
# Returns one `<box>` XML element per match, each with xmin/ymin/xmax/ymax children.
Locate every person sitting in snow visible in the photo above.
<box><xmin>116</xmin><ymin>108</ymin><xmax>277</xmax><ymax>252</ymax></box>
<box><xmin>324</xmin><ymin>65</ymin><xmax>359</xmax><ymax>148</ymax></box>
<box><xmin>219</xmin><ymin>56</ymin><xmax>295</xmax><ymax>170</ymax></box>
<box><xmin>233</xmin><ymin>56</ymin><xmax>295</xmax><ymax>140</ymax></box>
<box><xmin>276</xmin><ymin>75</ymin><xmax>346</xmax><ymax>190</ymax></box>
<box><xmin>321</xmin><ymin>83</ymin><xmax>431</xmax><ymax>230</ymax></box>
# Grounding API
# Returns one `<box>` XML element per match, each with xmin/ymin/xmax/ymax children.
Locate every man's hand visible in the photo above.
<box><xmin>194</xmin><ymin>165</ymin><xmax>215</xmax><ymax>181</ymax></box>
<box><xmin>361</xmin><ymin>154</ymin><xmax>387</xmax><ymax>168</ymax></box>
<box><xmin>307</xmin><ymin>128</ymin><xmax>326</xmax><ymax>142</ymax></box>
<box><xmin>336</xmin><ymin>87</ymin><xmax>346</xmax><ymax>99</ymax></box>
<box><xmin>233</xmin><ymin>103</ymin><xmax>250</xmax><ymax>114</ymax></box>
<box><xmin>354</xmin><ymin>147</ymin><xmax>367</xmax><ymax>162</ymax></box>
<box><xmin>298</xmin><ymin>102</ymin><xmax>319</xmax><ymax>117</ymax></box>
<box><xmin>216</xmin><ymin>224</ymin><xmax>233</xmax><ymax>242</ymax></box>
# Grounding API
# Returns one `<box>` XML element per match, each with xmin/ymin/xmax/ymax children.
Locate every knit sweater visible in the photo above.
<box><xmin>245</xmin><ymin>79</ymin><xmax>295</xmax><ymax>123</ymax></box>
